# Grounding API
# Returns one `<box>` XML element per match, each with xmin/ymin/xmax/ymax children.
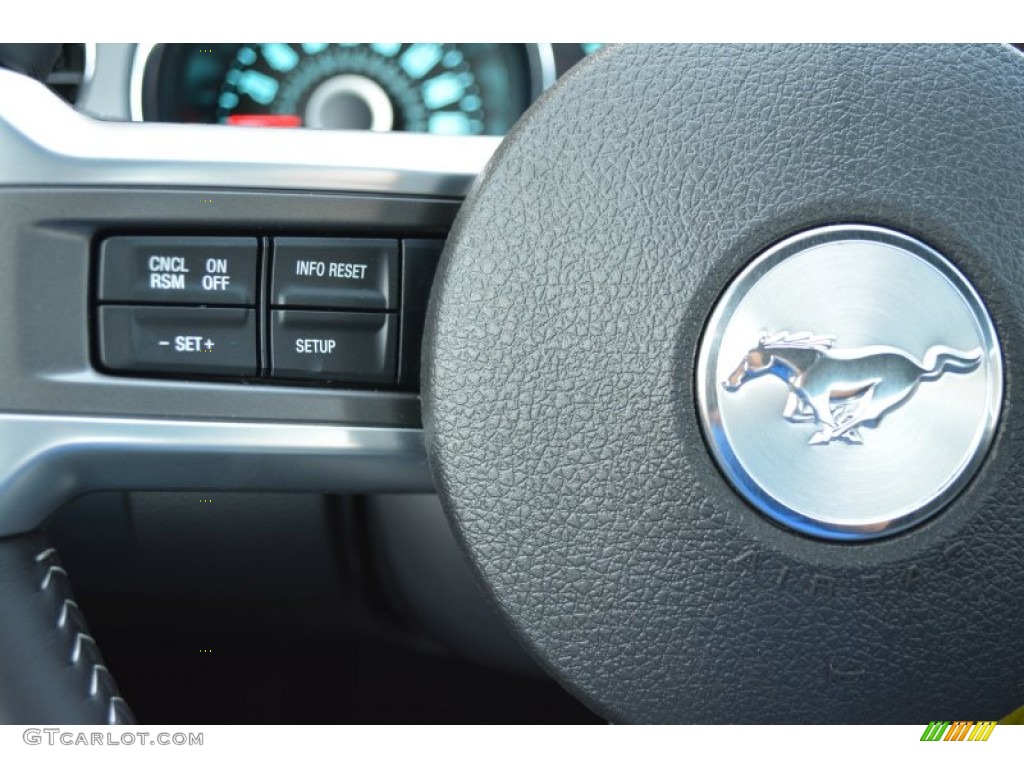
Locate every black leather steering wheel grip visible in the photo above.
<box><xmin>423</xmin><ymin>45</ymin><xmax>1024</xmax><ymax>723</ymax></box>
<box><xmin>0</xmin><ymin>533</ymin><xmax>133</xmax><ymax>724</ymax></box>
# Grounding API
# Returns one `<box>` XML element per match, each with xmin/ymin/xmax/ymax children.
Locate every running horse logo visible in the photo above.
<box><xmin>722</xmin><ymin>331</ymin><xmax>983</xmax><ymax>445</ymax></box>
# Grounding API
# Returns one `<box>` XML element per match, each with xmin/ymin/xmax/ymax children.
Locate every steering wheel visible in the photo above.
<box><xmin>0</xmin><ymin>44</ymin><xmax>1022</xmax><ymax>724</ymax></box>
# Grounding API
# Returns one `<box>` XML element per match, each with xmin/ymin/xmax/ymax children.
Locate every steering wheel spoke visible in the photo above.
<box><xmin>0</xmin><ymin>65</ymin><xmax>494</xmax><ymax>723</ymax></box>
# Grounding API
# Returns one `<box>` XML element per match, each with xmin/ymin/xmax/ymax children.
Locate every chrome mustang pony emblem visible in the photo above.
<box><xmin>722</xmin><ymin>331</ymin><xmax>983</xmax><ymax>445</ymax></box>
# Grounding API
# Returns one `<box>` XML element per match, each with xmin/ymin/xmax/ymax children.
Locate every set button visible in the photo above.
<box><xmin>98</xmin><ymin>306</ymin><xmax>257</xmax><ymax>376</ymax></box>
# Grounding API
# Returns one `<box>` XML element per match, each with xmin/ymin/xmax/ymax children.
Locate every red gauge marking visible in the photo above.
<box><xmin>225</xmin><ymin>114</ymin><xmax>303</xmax><ymax>128</ymax></box>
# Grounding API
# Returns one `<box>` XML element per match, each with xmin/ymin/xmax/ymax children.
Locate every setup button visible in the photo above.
<box><xmin>270</xmin><ymin>310</ymin><xmax>396</xmax><ymax>384</ymax></box>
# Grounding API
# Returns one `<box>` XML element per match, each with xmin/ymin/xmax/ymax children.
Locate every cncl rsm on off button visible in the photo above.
<box><xmin>99</xmin><ymin>236</ymin><xmax>258</xmax><ymax>305</ymax></box>
<box><xmin>270</xmin><ymin>238</ymin><xmax>398</xmax><ymax>383</ymax></box>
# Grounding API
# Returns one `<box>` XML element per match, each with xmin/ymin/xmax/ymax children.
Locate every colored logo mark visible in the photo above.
<box><xmin>920</xmin><ymin>720</ymin><xmax>997</xmax><ymax>742</ymax></box>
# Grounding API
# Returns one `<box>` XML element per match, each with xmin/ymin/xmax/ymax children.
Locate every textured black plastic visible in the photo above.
<box><xmin>423</xmin><ymin>45</ymin><xmax>1024</xmax><ymax>723</ymax></box>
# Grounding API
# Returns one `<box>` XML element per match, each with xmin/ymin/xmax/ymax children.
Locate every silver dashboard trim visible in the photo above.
<box><xmin>82</xmin><ymin>42</ymin><xmax>97</xmax><ymax>91</ymax></box>
<box><xmin>0</xmin><ymin>412</ymin><xmax>432</xmax><ymax>536</ymax></box>
<box><xmin>128</xmin><ymin>42</ymin><xmax>154</xmax><ymax>122</ymax></box>
<box><xmin>0</xmin><ymin>68</ymin><xmax>499</xmax><ymax>197</ymax></box>
<box><xmin>530</xmin><ymin>43</ymin><xmax>558</xmax><ymax>92</ymax></box>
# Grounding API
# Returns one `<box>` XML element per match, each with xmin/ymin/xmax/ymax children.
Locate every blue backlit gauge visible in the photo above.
<box><xmin>214</xmin><ymin>43</ymin><xmax>531</xmax><ymax>136</ymax></box>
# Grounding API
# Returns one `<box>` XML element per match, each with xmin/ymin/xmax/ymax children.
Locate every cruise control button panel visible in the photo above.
<box><xmin>272</xmin><ymin>238</ymin><xmax>397</xmax><ymax>311</ymax></box>
<box><xmin>99</xmin><ymin>236</ymin><xmax>258</xmax><ymax>305</ymax></box>
<box><xmin>271</xmin><ymin>311</ymin><xmax>396</xmax><ymax>383</ymax></box>
<box><xmin>98</xmin><ymin>306</ymin><xmax>258</xmax><ymax>376</ymax></box>
<box><xmin>93</xmin><ymin>235</ymin><xmax>440</xmax><ymax>389</ymax></box>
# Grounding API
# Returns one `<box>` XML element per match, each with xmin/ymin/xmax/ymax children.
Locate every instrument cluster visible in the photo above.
<box><xmin>135</xmin><ymin>43</ymin><xmax>603</xmax><ymax>136</ymax></box>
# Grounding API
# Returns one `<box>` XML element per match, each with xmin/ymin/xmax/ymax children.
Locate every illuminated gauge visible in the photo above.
<box><xmin>136</xmin><ymin>43</ymin><xmax>549</xmax><ymax>136</ymax></box>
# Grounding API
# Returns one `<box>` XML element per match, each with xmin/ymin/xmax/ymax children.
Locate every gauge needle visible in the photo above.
<box><xmin>225</xmin><ymin>114</ymin><xmax>303</xmax><ymax>128</ymax></box>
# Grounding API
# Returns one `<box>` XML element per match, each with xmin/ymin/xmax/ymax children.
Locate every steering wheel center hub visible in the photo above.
<box><xmin>697</xmin><ymin>224</ymin><xmax>1002</xmax><ymax>540</ymax></box>
<box><xmin>425</xmin><ymin>45</ymin><xmax>1024</xmax><ymax>723</ymax></box>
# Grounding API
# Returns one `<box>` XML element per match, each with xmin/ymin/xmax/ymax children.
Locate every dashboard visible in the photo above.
<box><xmin>68</xmin><ymin>43</ymin><xmax>602</xmax><ymax>135</ymax></box>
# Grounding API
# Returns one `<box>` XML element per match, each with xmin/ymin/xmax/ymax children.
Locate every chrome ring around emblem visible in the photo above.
<box><xmin>696</xmin><ymin>225</ymin><xmax>1002</xmax><ymax>541</ymax></box>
